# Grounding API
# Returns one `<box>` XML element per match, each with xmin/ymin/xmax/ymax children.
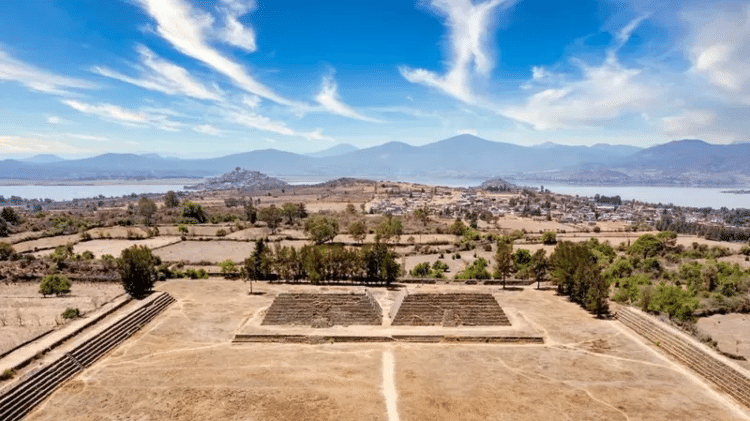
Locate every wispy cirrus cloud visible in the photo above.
<box><xmin>0</xmin><ymin>135</ymin><xmax>90</xmax><ymax>155</ymax></box>
<box><xmin>217</xmin><ymin>0</ymin><xmax>258</xmax><ymax>52</ymax></box>
<box><xmin>225</xmin><ymin>109</ymin><xmax>333</xmax><ymax>141</ymax></box>
<box><xmin>92</xmin><ymin>45</ymin><xmax>223</xmax><ymax>101</ymax></box>
<box><xmin>134</xmin><ymin>0</ymin><xmax>300</xmax><ymax>107</ymax></box>
<box><xmin>315</xmin><ymin>75</ymin><xmax>383</xmax><ymax>123</ymax></box>
<box><xmin>399</xmin><ymin>0</ymin><xmax>509</xmax><ymax>104</ymax></box>
<box><xmin>0</xmin><ymin>47</ymin><xmax>95</xmax><ymax>95</ymax></box>
<box><xmin>193</xmin><ymin>124</ymin><xmax>223</xmax><ymax>136</ymax></box>
<box><xmin>62</xmin><ymin>99</ymin><xmax>182</xmax><ymax>131</ymax></box>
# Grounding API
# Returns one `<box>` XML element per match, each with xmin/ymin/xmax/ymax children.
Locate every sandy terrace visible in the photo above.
<box><xmin>697</xmin><ymin>313</ymin><xmax>750</xmax><ymax>371</ymax></box>
<box><xmin>20</xmin><ymin>279</ymin><xmax>750</xmax><ymax>420</ymax></box>
<box><xmin>12</xmin><ymin>234</ymin><xmax>81</xmax><ymax>253</ymax></box>
<box><xmin>154</xmin><ymin>241</ymin><xmax>255</xmax><ymax>263</ymax></box>
<box><xmin>73</xmin><ymin>237</ymin><xmax>182</xmax><ymax>259</ymax></box>
<box><xmin>0</xmin><ymin>282</ymin><xmax>123</xmax><ymax>355</ymax></box>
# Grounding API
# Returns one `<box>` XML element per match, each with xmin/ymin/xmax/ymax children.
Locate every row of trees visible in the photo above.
<box><xmin>243</xmin><ymin>239</ymin><xmax>400</xmax><ymax>285</ymax></box>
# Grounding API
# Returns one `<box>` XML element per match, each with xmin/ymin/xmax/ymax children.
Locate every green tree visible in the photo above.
<box><xmin>0</xmin><ymin>218</ymin><xmax>8</xmax><ymax>237</ymax></box>
<box><xmin>50</xmin><ymin>243</ymin><xmax>75</xmax><ymax>263</ymax></box>
<box><xmin>304</xmin><ymin>216</ymin><xmax>339</xmax><ymax>244</ymax></box>
<box><xmin>117</xmin><ymin>245</ymin><xmax>158</xmax><ymax>298</ymax></box>
<box><xmin>447</xmin><ymin>218</ymin><xmax>468</xmax><ymax>236</ymax></box>
<box><xmin>1</xmin><ymin>207</ymin><xmax>20</xmax><ymax>224</ymax></box>
<box><xmin>180</xmin><ymin>201</ymin><xmax>208</xmax><ymax>223</ymax></box>
<box><xmin>219</xmin><ymin>259</ymin><xmax>239</xmax><ymax>278</ymax></box>
<box><xmin>375</xmin><ymin>216</ymin><xmax>403</xmax><ymax>245</ymax></box>
<box><xmin>531</xmin><ymin>249</ymin><xmax>548</xmax><ymax>289</ymax></box>
<box><xmin>138</xmin><ymin>197</ymin><xmax>157</xmax><ymax>225</ymax></box>
<box><xmin>541</xmin><ymin>231</ymin><xmax>557</xmax><ymax>245</ymax></box>
<box><xmin>281</xmin><ymin>203</ymin><xmax>305</xmax><ymax>225</ymax></box>
<box><xmin>244</xmin><ymin>238</ymin><xmax>273</xmax><ymax>280</ymax></box>
<box><xmin>410</xmin><ymin>262</ymin><xmax>431</xmax><ymax>277</ymax></box>
<box><xmin>258</xmin><ymin>206</ymin><xmax>284</xmax><ymax>234</ymax></box>
<box><xmin>456</xmin><ymin>257</ymin><xmax>492</xmax><ymax>280</ymax></box>
<box><xmin>244</xmin><ymin>205</ymin><xmax>258</xmax><ymax>224</ymax></box>
<box><xmin>347</xmin><ymin>220</ymin><xmax>367</xmax><ymax>244</ymax></box>
<box><xmin>39</xmin><ymin>274</ymin><xmax>72</xmax><ymax>297</ymax></box>
<box><xmin>362</xmin><ymin>243</ymin><xmax>400</xmax><ymax>284</ymax></box>
<box><xmin>0</xmin><ymin>242</ymin><xmax>14</xmax><ymax>260</ymax></box>
<box><xmin>414</xmin><ymin>207</ymin><xmax>430</xmax><ymax>228</ymax></box>
<box><xmin>164</xmin><ymin>190</ymin><xmax>180</xmax><ymax>208</ymax></box>
<box><xmin>494</xmin><ymin>236</ymin><xmax>514</xmax><ymax>289</ymax></box>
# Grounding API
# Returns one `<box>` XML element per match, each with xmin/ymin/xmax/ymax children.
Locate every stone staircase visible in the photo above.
<box><xmin>616</xmin><ymin>306</ymin><xmax>750</xmax><ymax>408</ymax></box>
<box><xmin>261</xmin><ymin>293</ymin><xmax>382</xmax><ymax>326</ymax></box>
<box><xmin>0</xmin><ymin>292</ymin><xmax>175</xmax><ymax>421</ymax></box>
<box><xmin>391</xmin><ymin>293</ymin><xmax>510</xmax><ymax>326</ymax></box>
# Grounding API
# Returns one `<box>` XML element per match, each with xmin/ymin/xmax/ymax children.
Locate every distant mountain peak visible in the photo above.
<box><xmin>307</xmin><ymin>143</ymin><xmax>359</xmax><ymax>158</ymax></box>
<box><xmin>22</xmin><ymin>154</ymin><xmax>65</xmax><ymax>164</ymax></box>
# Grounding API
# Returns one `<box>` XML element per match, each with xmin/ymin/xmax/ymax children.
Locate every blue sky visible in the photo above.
<box><xmin>1</xmin><ymin>0</ymin><xmax>749</xmax><ymax>158</ymax></box>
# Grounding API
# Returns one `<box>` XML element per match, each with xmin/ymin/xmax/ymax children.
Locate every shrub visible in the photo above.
<box><xmin>216</xmin><ymin>228</ymin><xmax>228</xmax><ymax>237</ymax></box>
<box><xmin>219</xmin><ymin>259</ymin><xmax>238</xmax><ymax>277</ymax></box>
<box><xmin>541</xmin><ymin>231</ymin><xmax>557</xmax><ymax>245</ymax></box>
<box><xmin>0</xmin><ymin>369</ymin><xmax>14</xmax><ymax>381</ymax></box>
<box><xmin>455</xmin><ymin>257</ymin><xmax>492</xmax><ymax>280</ymax></box>
<box><xmin>410</xmin><ymin>262</ymin><xmax>431</xmax><ymax>277</ymax></box>
<box><xmin>80</xmin><ymin>250</ymin><xmax>95</xmax><ymax>260</ymax></box>
<box><xmin>61</xmin><ymin>307</ymin><xmax>80</xmax><ymax>319</ymax></box>
<box><xmin>304</xmin><ymin>216</ymin><xmax>339</xmax><ymax>244</ymax></box>
<box><xmin>39</xmin><ymin>274</ymin><xmax>72</xmax><ymax>297</ymax></box>
<box><xmin>0</xmin><ymin>242</ymin><xmax>15</xmax><ymax>261</ymax></box>
<box><xmin>101</xmin><ymin>254</ymin><xmax>117</xmax><ymax>270</ymax></box>
<box><xmin>1</xmin><ymin>207</ymin><xmax>20</xmax><ymax>224</ymax></box>
<box><xmin>447</xmin><ymin>219</ymin><xmax>468</xmax><ymax>236</ymax></box>
<box><xmin>0</xmin><ymin>218</ymin><xmax>7</xmax><ymax>237</ymax></box>
<box><xmin>164</xmin><ymin>190</ymin><xmax>180</xmax><ymax>208</ymax></box>
<box><xmin>646</xmin><ymin>282</ymin><xmax>699</xmax><ymax>322</ymax></box>
<box><xmin>117</xmin><ymin>245</ymin><xmax>157</xmax><ymax>298</ymax></box>
<box><xmin>180</xmin><ymin>201</ymin><xmax>208</xmax><ymax>223</ymax></box>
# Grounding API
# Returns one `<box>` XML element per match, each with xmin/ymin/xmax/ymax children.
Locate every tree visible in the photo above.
<box><xmin>304</xmin><ymin>216</ymin><xmax>339</xmax><ymax>245</ymax></box>
<box><xmin>39</xmin><ymin>274</ymin><xmax>72</xmax><ymax>297</ymax></box>
<box><xmin>362</xmin><ymin>243</ymin><xmax>400</xmax><ymax>284</ymax></box>
<box><xmin>258</xmin><ymin>205</ymin><xmax>284</xmax><ymax>233</ymax></box>
<box><xmin>1</xmin><ymin>207</ymin><xmax>20</xmax><ymax>224</ymax></box>
<box><xmin>375</xmin><ymin>216</ymin><xmax>403</xmax><ymax>245</ymax></box>
<box><xmin>219</xmin><ymin>259</ymin><xmax>238</xmax><ymax>278</ymax></box>
<box><xmin>244</xmin><ymin>205</ymin><xmax>258</xmax><ymax>224</ymax></box>
<box><xmin>494</xmin><ymin>236</ymin><xmax>514</xmax><ymax>289</ymax></box>
<box><xmin>117</xmin><ymin>245</ymin><xmax>158</xmax><ymax>298</ymax></box>
<box><xmin>541</xmin><ymin>231</ymin><xmax>557</xmax><ymax>245</ymax></box>
<box><xmin>447</xmin><ymin>218</ymin><xmax>468</xmax><ymax>236</ymax></box>
<box><xmin>0</xmin><ymin>242</ymin><xmax>14</xmax><ymax>261</ymax></box>
<box><xmin>180</xmin><ymin>201</ymin><xmax>208</xmax><ymax>223</ymax></box>
<box><xmin>138</xmin><ymin>198</ymin><xmax>157</xmax><ymax>225</ymax></box>
<box><xmin>0</xmin><ymin>218</ymin><xmax>7</xmax><ymax>237</ymax></box>
<box><xmin>531</xmin><ymin>249</ymin><xmax>548</xmax><ymax>289</ymax></box>
<box><xmin>281</xmin><ymin>203</ymin><xmax>305</xmax><ymax>225</ymax></box>
<box><xmin>456</xmin><ymin>257</ymin><xmax>492</xmax><ymax>280</ymax></box>
<box><xmin>346</xmin><ymin>203</ymin><xmax>357</xmax><ymax>215</ymax></box>
<box><xmin>164</xmin><ymin>190</ymin><xmax>180</xmax><ymax>208</ymax></box>
<box><xmin>414</xmin><ymin>207</ymin><xmax>430</xmax><ymax>228</ymax></box>
<box><xmin>348</xmin><ymin>220</ymin><xmax>367</xmax><ymax>244</ymax></box>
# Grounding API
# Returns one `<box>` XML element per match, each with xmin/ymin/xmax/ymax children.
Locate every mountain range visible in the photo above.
<box><xmin>2</xmin><ymin>136</ymin><xmax>749</xmax><ymax>187</ymax></box>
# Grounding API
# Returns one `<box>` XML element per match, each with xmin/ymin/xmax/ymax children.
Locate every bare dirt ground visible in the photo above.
<box><xmin>697</xmin><ymin>313</ymin><xmax>750</xmax><ymax>370</ymax></box>
<box><xmin>153</xmin><ymin>241</ymin><xmax>255</xmax><ymax>263</ymax></box>
<box><xmin>0</xmin><ymin>282</ymin><xmax>123</xmax><ymax>355</ymax></box>
<box><xmin>13</xmin><ymin>234</ymin><xmax>81</xmax><ymax>253</ymax></box>
<box><xmin>21</xmin><ymin>279</ymin><xmax>750</xmax><ymax>421</ymax></box>
<box><xmin>73</xmin><ymin>237</ymin><xmax>181</xmax><ymax>258</ymax></box>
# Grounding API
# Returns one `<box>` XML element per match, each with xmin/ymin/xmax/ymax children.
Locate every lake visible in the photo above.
<box><xmin>0</xmin><ymin>178</ymin><xmax>747</xmax><ymax>209</ymax></box>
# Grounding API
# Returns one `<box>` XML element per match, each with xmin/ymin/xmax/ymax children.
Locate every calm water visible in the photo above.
<box><xmin>0</xmin><ymin>184</ymin><xmax>187</xmax><ymax>202</ymax></box>
<box><xmin>0</xmin><ymin>179</ymin><xmax>747</xmax><ymax>209</ymax></box>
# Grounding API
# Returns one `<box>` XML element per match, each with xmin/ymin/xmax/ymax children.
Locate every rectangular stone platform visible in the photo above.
<box><xmin>391</xmin><ymin>293</ymin><xmax>511</xmax><ymax>326</ymax></box>
<box><xmin>261</xmin><ymin>292</ymin><xmax>382</xmax><ymax>326</ymax></box>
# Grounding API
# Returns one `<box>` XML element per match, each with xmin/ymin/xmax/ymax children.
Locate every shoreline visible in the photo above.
<box><xmin>0</xmin><ymin>178</ymin><xmax>202</xmax><ymax>187</ymax></box>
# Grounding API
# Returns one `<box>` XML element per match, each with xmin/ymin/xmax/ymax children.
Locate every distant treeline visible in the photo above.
<box><xmin>657</xmin><ymin>217</ymin><xmax>750</xmax><ymax>242</ymax></box>
<box><xmin>594</xmin><ymin>194</ymin><xmax>622</xmax><ymax>205</ymax></box>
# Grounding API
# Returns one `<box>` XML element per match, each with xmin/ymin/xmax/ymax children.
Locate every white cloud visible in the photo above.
<box><xmin>456</xmin><ymin>129</ymin><xmax>478</xmax><ymax>136</ymax></box>
<box><xmin>302</xmin><ymin>128</ymin><xmax>335</xmax><ymax>142</ymax></box>
<box><xmin>225</xmin><ymin>110</ymin><xmax>296</xmax><ymax>136</ymax></box>
<box><xmin>0</xmin><ymin>135</ymin><xmax>89</xmax><ymax>154</ymax></box>
<box><xmin>503</xmin><ymin>54</ymin><xmax>660</xmax><ymax>130</ymax></box>
<box><xmin>616</xmin><ymin>14</ymin><xmax>650</xmax><ymax>47</ymax></box>
<box><xmin>242</xmin><ymin>94</ymin><xmax>261</xmax><ymax>109</ymax></box>
<box><xmin>661</xmin><ymin>110</ymin><xmax>716</xmax><ymax>137</ymax></box>
<box><xmin>218</xmin><ymin>0</ymin><xmax>258</xmax><ymax>52</ymax></box>
<box><xmin>685</xmin><ymin>4</ymin><xmax>750</xmax><ymax>94</ymax></box>
<box><xmin>315</xmin><ymin>75</ymin><xmax>382</xmax><ymax>123</ymax></box>
<box><xmin>92</xmin><ymin>45</ymin><xmax>222</xmax><ymax>101</ymax></box>
<box><xmin>135</xmin><ymin>0</ymin><xmax>297</xmax><ymax>106</ymax></box>
<box><xmin>62</xmin><ymin>99</ymin><xmax>182</xmax><ymax>131</ymax></box>
<box><xmin>0</xmin><ymin>48</ymin><xmax>95</xmax><ymax>95</ymax></box>
<box><xmin>399</xmin><ymin>0</ymin><xmax>508</xmax><ymax>104</ymax></box>
<box><xmin>47</xmin><ymin>116</ymin><xmax>67</xmax><ymax>125</ymax></box>
<box><xmin>193</xmin><ymin>124</ymin><xmax>223</xmax><ymax>136</ymax></box>
<box><xmin>65</xmin><ymin>133</ymin><xmax>109</xmax><ymax>142</ymax></box>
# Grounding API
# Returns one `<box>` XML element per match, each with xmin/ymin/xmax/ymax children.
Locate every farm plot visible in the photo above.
<box><xmin>153</xmin><ymin>241</ymin><xmax>254</xmax><ymax>263</ymax></box>
<box><xmin>73</xmin><ymin>237</ymin><xmax>182</xmax><ymax>258</ymax></box>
